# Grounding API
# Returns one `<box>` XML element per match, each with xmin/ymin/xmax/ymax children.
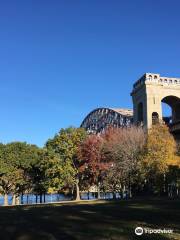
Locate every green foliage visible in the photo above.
<box><xmin>39</xmin><ymin>150</ymin><xmax>76</xmax><ymax>193</ymax></box>
<box><xmin>0</xmin><ymin>142</ymin><xmax>40</xmax><ymax>205</ymax></box>
<box><xmin>46</xmin><ymin>127</ymin><xmax>87</xmax><ymax>161</ymax></box>
<box><xmin>46</xmin><ymin>127</ymin><xmax>87</xmax><ymax>198</ymax></box>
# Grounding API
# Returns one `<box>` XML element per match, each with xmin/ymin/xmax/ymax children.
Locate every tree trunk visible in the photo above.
<box><xmin>97</xmin><ymin>188</ymin><xmax>100</xmax><ymax>199</ymax></box>
<box><xmin>129</xmin><ymin>186</ymin><xmax>132</xmax><ymax>198</ymax></box>
<box><xmin>71</xmin><ymin>188</ymin><xmax>74</xmax><ymax>200</ymax></box>
<box><xmin>12</xmin><ymin>195</ymin><xmax>16</xmax><ymax>205</ymax></box>
<box><xmin>128</xmin><ymin>173</ymin><xmax>132</xmax><ymax>198</ymax></box>
<box><xmin>75</xmin><ymin>180</ymin><xmax>80</xmax><ymax>201</ymax></box>
<box><xmin>97</xmin><ymin>183</ymin><xmax>101</xmax><ymax>200</ymax></box>
<box><xmin>15</xmin><ymin>195</ymin><xmax>20</xmax><ymax>205</ymax></box>
<box><xmin>27</xmin><ymin>195</ymin><xmax>29</xmax><ymax>204</ymax></box>
<box><xmin>21</xmin><ymin>194</ymin><xmax>24</xmax><ymax>205</ymax></box>
<box><xmin>40</xmin><ymin>194</ymin><xmax>42</xmax><ymax>203</ymax></box>
<box><xmin>123</xmin><ymin>185</ymin><xmax>126</xmax><ymax>199</ymax></box>
<box><xmin>163</xmin><ymin>173</ymin><xmax>166</xmax><ymax>194</ymax></box>
<box><xmin>44</xmin><ymin>193</ymin><xmax>46</xmax><ymax>203</ymax></box>
<box><xmin>113</xmin><ymin>192</ymin><xmax>116</xmax><ymax>200</ymax></box>
<box><xmin>4</xmin><ymin>193</ymin><xmax>9</xmax><ymax>206</ymax></box>
<box><xmin>177</xmin><ymin>184</ymin><xmax>179</xmax><ymax>197</ymax></box>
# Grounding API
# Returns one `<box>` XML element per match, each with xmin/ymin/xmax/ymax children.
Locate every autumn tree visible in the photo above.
<box><xmin>77</xmin><ymin>134</ymin><xmax>110</xmax><ymax>199</ymax></box>
<box><xmin>142</xmin><ymin>123</ymin><xmax>177</xmax><ymax>195</ymax></box>
<box><xmin>101</xmin><ymin>126</ymin><xmax>146</xmax><ymax>198</ymax></box>
<box><xmin>46</xmin><ymin>127</ymin><xmax>87</xmax><ymax>201</ymax></box>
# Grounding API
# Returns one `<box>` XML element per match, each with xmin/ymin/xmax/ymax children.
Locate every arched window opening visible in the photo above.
<box><xmin>137</xmin><ymin>102</ymin><xmax>143</xmax><ymax>123</ymax></box>
<box><xmin>149</xmin><ymin>75</ymin><xmax>152</xmax><ymax>81</ymax></box>
<box><xmin>152</xmin><ymin>112</ymin><xmax>159</xmax><ymax>125</ymax></box>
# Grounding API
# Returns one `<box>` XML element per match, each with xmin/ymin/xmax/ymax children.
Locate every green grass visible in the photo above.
<box><xmin>0</xmin><ymin>198</ymin><xmax>179</xmax><ymax>240</ymax></box>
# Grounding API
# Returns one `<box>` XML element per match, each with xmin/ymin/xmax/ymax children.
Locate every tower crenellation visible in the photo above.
<box><xmin>133</xmin><ymin>73</ymin><xmax>180</xmax><ymax>93</ymax></box>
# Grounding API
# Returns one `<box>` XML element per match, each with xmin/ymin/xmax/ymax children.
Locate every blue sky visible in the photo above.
<box><xmin>0</xmin><ymin>0</ymin><xmax>180</xmax><ymax>146</ymax></box>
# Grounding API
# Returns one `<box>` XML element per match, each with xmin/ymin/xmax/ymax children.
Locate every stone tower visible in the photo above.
<box><xmin>131</xmin><ymin>73</ymin><xmax>180</xmax><ymax>128</ymax></box>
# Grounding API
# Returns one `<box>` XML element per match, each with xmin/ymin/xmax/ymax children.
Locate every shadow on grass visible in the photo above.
<box><xmin>0</xmin><ymin>198</ymin><xmax>179</xmax><ymax>240</ymax></box>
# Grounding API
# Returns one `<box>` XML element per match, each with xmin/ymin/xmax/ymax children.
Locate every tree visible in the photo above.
<box><xmin>77</xmin><ymin>134</ymin><xmax>110</xmax><ymax>199</ymax></box>
<box><xmin>0</xmin><ymin>145</ymin><xmax>20</xmax><ymax>206</ymax></box>
<box><xmin>101</xmin><ymin>126</ymin><xmax>146</xmax><ymax>198</ymax></box>
<box><xmin>46</xmin><ymin>127</ymin><xmax>87</xmax><ymax>200</ymax></box>
<box><xmin>29</xmin><ymin>148</ymin><xmax>48</xmax><ymax>203</ymax></box>
<box><xmin>38</xmin><ymin>149</ymin><xmax>75</xmax><ymax>198</ymax></box>
<box><xmin>101</xmin><ymin>164</ymin><xmax>125</xmax><ymax>199</ymax></box>
<box><xmin>0</xmin><ymin>142</ymin><xmax>40</xmax><ymax>205</ymax></box>
<box><xmin>142</xmin><ymin>123</ymin><xmax>177</xmax><ymax>195</ymax></box>
<box><xmin>0</xmin><ymin>143</ymin><xmax>24</xmax><ymax>205</ymax></box>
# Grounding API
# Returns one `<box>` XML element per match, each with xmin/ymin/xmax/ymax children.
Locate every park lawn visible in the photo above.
<box><xmin>0</xmin><ymin>198</ymin><xmax>179</xmax><ymax>240</ymax></box>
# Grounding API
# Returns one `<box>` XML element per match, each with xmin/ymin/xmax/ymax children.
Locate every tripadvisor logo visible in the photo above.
<box><xmin>135</xmin><ymin>227</ymin><xmax>143</xmax><ymax>236</ymax></box>
<box><xmin>135</xmin><ymin>227</ymin><xmax>173</xmax><ymax>236</ymax></box>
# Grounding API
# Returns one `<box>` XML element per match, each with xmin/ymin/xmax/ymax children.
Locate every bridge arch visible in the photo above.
<box><xmin>80</xmin><ymin>107</ymin><xmax>133</xmax><ymax>134</ymax></box>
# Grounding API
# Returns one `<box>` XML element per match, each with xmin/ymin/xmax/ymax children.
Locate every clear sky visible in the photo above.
<box><xmin>0</xmin><ymin>0</ymin><xmax>180</xmax><ymax>146</ymax></box>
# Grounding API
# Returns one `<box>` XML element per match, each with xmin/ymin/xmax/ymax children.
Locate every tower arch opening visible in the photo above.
<box><xmin>161</xmin><ymin>96</ymin><xmax>180</xmax><ymax>125</ymax></box>
<box><xmin>161</xmin><ymin>102</ymin><xmax>172</xmax><ymax>124</ymax></box>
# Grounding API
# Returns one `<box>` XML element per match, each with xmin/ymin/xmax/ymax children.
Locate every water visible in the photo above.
<box><xmin>80</xmin><ymin>192</ymin><xmax>122</xmax><ymax>200</ymax></box>
<box><xmin>0</xmin><ymin>192</ymin><xmax>122</xmax><ymax>206</ymax></box>
<box><xmin>0</xmin><ymin>193</ymin><xmax>72</xmax><ymax>206</ymax></box>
